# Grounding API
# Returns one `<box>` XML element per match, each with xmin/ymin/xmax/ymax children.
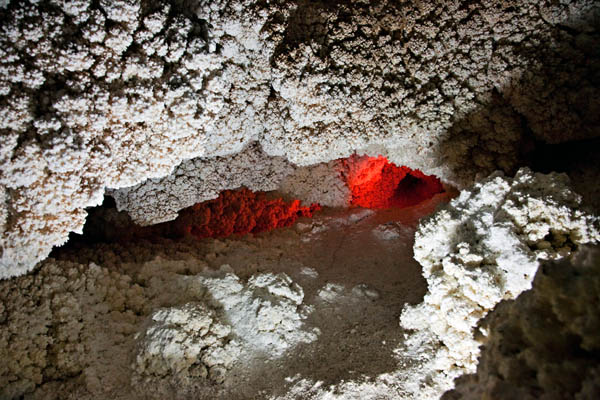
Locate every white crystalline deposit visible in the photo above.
<box><xmin>399</xmin><ymin>168</ymin><xmax>600</xmax><ymax>399</ymax></box>
<box><xmin>0</xmin><ymin>250</ymin><xmax>317</xmax><ymax>398</ymax></box>
<box><xmin>133</xmin><ymin>271</ymin><xmax>317</xmax><ymax>388</ymax></box>
<box><xmin>317</xmin><ymin>283</ymin><xmax>347</xmax><ymax>303</ymax></box>
<box><xmin>0</xmin><ymin>260</ymin><xmax>147</xmax><ymax>399</ymax></box>
<box><xmin>279</xmin><ymin>160</ymin><xmax>351</xmax><ymax>208</ymax></box>
<box><xmin>134</xmin><ymin>303</ymin><xmax>241</xmax><ymax>384</ymax></box>
<box><xmin>262</xmin><ymin>0</ymin><xmax>600</xmax><ymax>176</ymax></box>
<box><xmin>190</xmin><ymin>272</ymin><xmax>318</xmax><ymax>357</ymax></box>
<box><xmin>372</xmin><ymin>223</ymin><xmax>415</xmax><ymax>243</ymax></box>
<box><xmin>2</xmin><ymin>0</ymin><xmax>599</xmax><ymax>276</ymax></box>
<box><xmin>113</xmin><ymin>0</ymin><xmax>600</xmax><ymax>229</ymax></box>
<box><xmin>111</xmin><ymin>152</ymin><xmax>350</xmax><ymax>227</ymax></box>
<box><xmin>0</xmin><ymin>0</ymin><xmax>292</xmax><ymax>277</ymax></box>
<box><xmin>317</xmin><ymin>282</ymin><xmax>380</xmax><ymax>304</ymax></box>
<box><xmin>447</xmin><ymin>245</ymin><xmax>600</xmax><ymax>399</ymax></box>
<box><xmin>110</xmin><ymin>144</ymin><xmax>296</xmax><ymax>226</ymax></box>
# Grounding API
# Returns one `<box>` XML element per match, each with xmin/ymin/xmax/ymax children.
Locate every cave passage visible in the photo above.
<box><xmin>342</xmin><ymin>155</ymin><xmax>444</xmax><ymax>209</ymax></box>
<box><xmin>174</xmin><ymin>156</ymin><xmax>444</xmax><ymax>240</ymax></box>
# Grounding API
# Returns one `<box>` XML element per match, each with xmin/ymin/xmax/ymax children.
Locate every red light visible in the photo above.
<box><xmin>172</xmin><ymin>156</ymin><xmax>442</xmax><ymax>240</ymax></box>
<box><xmin>342</xmin><ymin>155</ymin><xmax>443</xmax><ymax>209</ymax></box>
<box><xmin>174</xmin><ymin>188</ymin><xmax>321</xmax><ymax>239</ymax></box>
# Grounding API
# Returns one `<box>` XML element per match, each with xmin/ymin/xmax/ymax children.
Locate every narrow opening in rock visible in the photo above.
<box><xmin>67</xmin><ymin>156</ymin><xmax>446</xmax><ymax>245</ymax></box>
<box><xmin>342</xmin><ymin>155</ymin><xmax>444</xmax><ymax>209</ymax></box>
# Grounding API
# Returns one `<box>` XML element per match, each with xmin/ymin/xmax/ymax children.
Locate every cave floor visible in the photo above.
<box><xmin>2</xmin><ymin>193</ymin><xmax>452</xmax><ymax>400</ymax></box>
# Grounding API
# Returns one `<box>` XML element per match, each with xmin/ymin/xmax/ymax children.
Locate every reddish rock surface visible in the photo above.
<box><xmin>176</xmin><ymin>188</ymin><xmax>321</xmax><ymax>239</ymax></box>
<box><xmin>343</xmin><ymin>155</ymin><xmax>444</xmax><ymax>209</ymax></box>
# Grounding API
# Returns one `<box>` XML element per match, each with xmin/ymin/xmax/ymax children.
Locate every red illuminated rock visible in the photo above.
<box><xmin>342</xmin><ymin>155</ymin><xmax>444</xmax><ymax>209</ymax></box>
<box><xmin>174</xmin><ymin>188</ymin><xmax>321</xmax><ymax>239</ymax></box>
<box><xmin>171</xmin><ymin>156</ymin><xmax>441</xmax><ymax>239</ymax></box>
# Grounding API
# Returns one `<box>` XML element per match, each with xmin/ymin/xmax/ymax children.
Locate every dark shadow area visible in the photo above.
<box><xmin>392</xmin><ymin>173</ymin><xmax>444</xmax><ymax>208</ymax></box>
<box><xmin>528</xmin><ymin>137</ymin><xmax>600</xmax><ymax>174</ymax></box>
<box><xmin>52</xmin><ymin>195</ymin><xmax>158</xmax><ymax>246</ymax></box>
<box><xmin>54</xmin><ymin>188</ymin><xmax>320</xmax><ymax>247</ymax></box>
<box><xmin>527</xmin><ymin>137</ymin><xmax>600</xmax><ymax>210</ymax></box>
<box><xmin>434</xmin><ymin>6</ymin><xmax>600</xmax><ymax>187</ymax></box>
<box><xmin>50</xmin><ymin>194</ymin><xmax>202</xmax><ymax>268</ymax></box>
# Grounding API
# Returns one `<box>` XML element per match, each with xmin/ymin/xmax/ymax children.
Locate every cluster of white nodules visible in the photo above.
<box><xmin>0</xmin><ymin>0</ymin><xmax>287</xmax><ymax>277</ymax></box>
<box><xmin>399</xmin><ymin>167</ymin><xmax>600</xmax><ymax>399</ymax></box>
<box><xmin>111</xmin><ymin>148</ymin><xmax>351</xmax><ymax>227</ymax></box>
<box><xmin>447</xmin><ymin>246</ymin><xmax>600</xmax><ymax>399</ymax></box>
<box><xmin>134</xmin><ymin>303</ymin><xmax>241</xmax><ymax>385</ymax></box>
<box><xmin>133</xmin><ymin>271</ymin><xmax>317</xmax><ymax>388</ymax></box>
<box><xmin>279</xmin><ymin>160</ymin><xmax>351</xmax><ymax>209</ymax></box>
<box><xmin>194</xmin><ymin>272</ymin><xmax>318</xmax><ymax>357</ymax></box>
<box><xmin>0</xmin><ymin>261</ymin><xmax>147</xmax><ymax>399</ymax></box>
<box><xmin>1</xmin><ymin>0</ymin><xmax>598</xmax><ymax>277</ymax></box>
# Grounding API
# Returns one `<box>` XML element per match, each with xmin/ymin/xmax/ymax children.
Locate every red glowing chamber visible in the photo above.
<box><xmin>343</xmin><ymin>155</ymin><xmax>444</xmax><ymax>209</ymax></box>
<box><xmin>176</xmin><ymin>156</ymin><xmax>443</xmax><ymax>239</ymax></box>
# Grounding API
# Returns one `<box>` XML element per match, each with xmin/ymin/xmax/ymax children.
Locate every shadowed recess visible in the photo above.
<box><xmin>342</xmin><ymin>155</ymin><xmax>444</xmax><ymax>209</ymax></box>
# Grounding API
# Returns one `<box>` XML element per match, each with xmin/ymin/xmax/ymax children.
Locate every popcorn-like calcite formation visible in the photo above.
<box><xmin>192</xmin><ymin>272</ymin><xmax>318</xmax><ymax>356</ymax></box>
<box><xmin>133</xmin><ymin>270</ymin><xmax>317</xmax><ymax>391</ymax></box>
<box><xmin>445</xmin><ymin>246</ymin><xmax>600</xmax><ymax>400</ymax></box>
<box><xmin>0</xmin><ymin>0</ymin><xmax>292</xmax><ymax>277</ymax></box>
<box><xmin>111</xmin><ymin>146</ymin><xmax>350</xmax><ymax>227</ymax></box>
<box><xmin>172</xmin><ymin>188</ymin><xmax>321</xmax><ymax>239</ymax></box>
<box><xmin>110</xmin><ymin>145</ymin><xmax>296</xmax><ymax>226</ymax></box>
<box><xmin>0</xmin><ymin>261</ymin><xmax>146</xmax><ymax>399</ymax></box>
<box><xmin>279</xmin><ymin>160</ymin><xmax>352</xmax><ymax>209</ymax></box>
<box><xmin>134</xmin><ymin>303</ymin><xmax>241</xmax><ymax>385</ymax></box>
<box><xmin>399</xmin><ymin>168</ymin><xmax>600</xmax><ymax>399</ymax></box>
<box><xmin>0</xmin><ymin>254</ymin><xmax>316</xmax><ymax>398</ymax></box>
<box><xmin>1</xmin><ymin>0</ymin><xmax>599</xmax><ymax>277</ymax></box>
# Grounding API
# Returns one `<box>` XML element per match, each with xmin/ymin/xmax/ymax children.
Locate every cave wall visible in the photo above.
<box><xmin>444</xmin><ymin>245</ymin><xmax>600</xmax><ymax>400</ymax></box>
<box><xmin>1</xmin><ymin>0</ymin><xmax>599</xmax><ymax>277</ymax></box>
<box><xmin>397</xmin><ymin>168</ymin><xmax>600</xmax><ymax>398</ymax></box>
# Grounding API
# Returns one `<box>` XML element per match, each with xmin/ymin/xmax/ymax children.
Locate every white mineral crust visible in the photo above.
<box><xmin>1</xmin><ymin>0</ymin><xmax>598</xmax><ymax>277</ymax></box>
<box><xmin>399</xmin><ymin>167</ymin><xmax>600</xmax><ymax>399</ymax></box>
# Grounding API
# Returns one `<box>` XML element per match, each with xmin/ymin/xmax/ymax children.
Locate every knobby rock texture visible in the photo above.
<box><xmin>399</xmin><ymin>168</ymin><xmax>599</xmax><ymax>399</ymax></box>
<box><xmin>109</xmin><ymin>144</ymin><xmax>296</xmax><ymax>226</ymax></box>
<box><xmin>172</xmin><ymin>188</ymin><xmax>321</xmax><ymax>239</ymax></box>
<box><xmin>1</xmin><ymin>0</ymin><xmax>599</xmax><ymax>277</ymax></box>
<box><xmin>445</xmin><ymin>245</ymin><xmax>600</xmax><ymax>400</ymax></box>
